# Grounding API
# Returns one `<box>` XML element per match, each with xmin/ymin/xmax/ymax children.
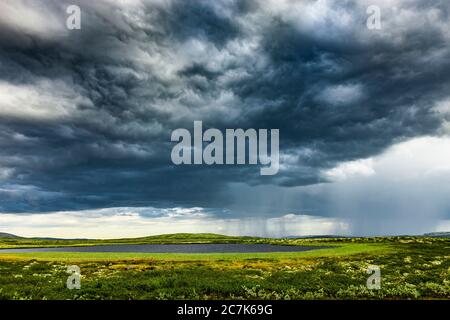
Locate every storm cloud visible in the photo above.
<box><xmin>1</xmin><ymin>0</ymin><xmax>450</xmax><ymax>235</ymax></box>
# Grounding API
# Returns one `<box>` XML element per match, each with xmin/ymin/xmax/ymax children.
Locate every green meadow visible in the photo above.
<box><xmin>0</xmin><ymin>234</ymin><xmax>448</xmax><ymax>300</ymax></box>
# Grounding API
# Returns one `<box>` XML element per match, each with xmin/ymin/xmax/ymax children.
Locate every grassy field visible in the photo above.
<box><xmin>0</xmin><ymin>234</ymin><xmax>448</xmax><ymax>300</ymax></box>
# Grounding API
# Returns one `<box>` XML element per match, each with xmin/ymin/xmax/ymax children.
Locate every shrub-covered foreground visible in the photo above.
<box><xmin>0</xmin><ymin>237</ymin><xmax>448</xmax><ymax>300</ymax></box>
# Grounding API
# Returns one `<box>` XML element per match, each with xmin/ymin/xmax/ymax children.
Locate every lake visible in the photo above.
<box><xmin>0</xmin><ymin>244</ymin><xmax>328</xmax><ymax>253</ymax></box>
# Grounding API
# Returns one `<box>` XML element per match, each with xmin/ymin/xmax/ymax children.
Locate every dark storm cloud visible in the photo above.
<box><xmin>0</xmin><ymin>0</ymin><xmax>450</xmax><ymax>213</ymax></box>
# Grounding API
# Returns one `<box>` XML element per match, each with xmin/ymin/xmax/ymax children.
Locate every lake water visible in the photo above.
<box><xmin>0</xmin><ymin>244</ymin><xmax>328</xmax><ymax>253</ymax></box>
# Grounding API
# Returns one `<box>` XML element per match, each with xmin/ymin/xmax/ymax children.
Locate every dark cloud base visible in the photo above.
<box><xmin>0</xmin><ymin>0</ymin><xmax>449</xmax><ymax>215</ymax></box>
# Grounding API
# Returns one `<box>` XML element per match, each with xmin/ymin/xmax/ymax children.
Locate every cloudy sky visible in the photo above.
<box><xmin>1</xmin><ymin>0</ymin><xmax>450</xmax><ymax>238</ymax></box>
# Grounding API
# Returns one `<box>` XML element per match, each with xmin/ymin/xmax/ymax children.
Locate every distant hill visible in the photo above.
<box><xmin>0</xmin><ymin>232</ymin><xmax>251</xmax><ymax>244</ymax></box>
<box><xmin>0</xmin><ymin>232</ymin><xmax>22</xmax><ymax>239</ymax></box>
<box><xmin>283</xmin><ymin>235</ymin><xmax>351</xmax><ymax>239</ymax></box>
<box><xmin>0</xmin><ymin>232</ymin><xmax>76</xmax><ymax>240</ymax></box>
<box><xmin>424</xmin><ymin>232</ymin><xmax>450</xmax><ymax>238</ymax></box>
<box><xmin>1</xmin><ymin>231</ymin><xmax>449</xmax><ymax>241</ymax></box>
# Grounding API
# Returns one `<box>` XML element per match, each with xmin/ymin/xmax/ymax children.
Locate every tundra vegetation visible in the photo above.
<box><xmin>0</xmin><ymin>234</ymin><xmax>448</xmax><ymax>300</ymax></box>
